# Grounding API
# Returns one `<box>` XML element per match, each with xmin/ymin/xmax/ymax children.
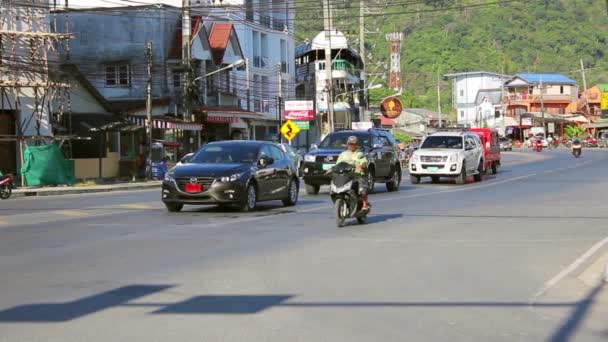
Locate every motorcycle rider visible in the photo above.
<box><xmin>335</xmin><ymin>136</ymin><xmax>370</xmax><ymax>210</ymax></box>
<box><xmin>571</xmin><ymin>137</ymin><xmax>582</xmax><ymax>155</ymax></box>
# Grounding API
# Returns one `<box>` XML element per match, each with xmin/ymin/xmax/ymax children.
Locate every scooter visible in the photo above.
<box><xmin>572</xmin><ymin>141</ymin><xmax>582</xmax><ymax>158</ymax></box>
<box><xmin>0</xmin><ymin>174</ymin><xmax>14</xmax><ymax>200</ymax></box>
<box><xmin>534</xmin><ymin>139</ymin><xmax>543</xmax><ymax>152</ymax></box>
<box><xmin>328</xmin><ymin>162</ymin><xmax>370</xmax><ymax>228</ymax></box>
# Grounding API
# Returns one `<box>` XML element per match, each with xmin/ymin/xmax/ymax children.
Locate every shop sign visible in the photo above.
<box><xmin>293</xmin><ymin>121</ymin><xmax>310</xmax><ymax>130</ymax></box>
<box><xmin>284</xmin><ymin>100</ymin><xmax>314</xmax><ymax>121</ymax></box>
<box><xmin>207</xmin><ymin>116</ymin><xmax>240</xmax><ymax>124</ymax></box>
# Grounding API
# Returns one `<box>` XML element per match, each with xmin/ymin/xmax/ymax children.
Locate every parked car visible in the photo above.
<box><xmin>409</xmin><ymin>131</ymin><xmax>485</xmax><ymax>185</ymax></box>
<box><xmin>599</xmin><ymin>132</ymin><xmax>608</xmax><ymax>148</ymax></box>
<box><xmin>301</xmin><ymin>129</ymin><xmax>402</xmax><ymax>194</ymax></box>
<box><xmin>278</xmin><ymin>143</ymin><xmax>304</xmax><ymax>176</ymax></box>
<box><xmin>470</xmin><ymin>128</ymin><xmax>501</xmax><ymax>174</ymax></box>
<box><xmin>162</xmin><ymin>141</ymin><xmax>299</xmax><ymax>212</ymax></box>
<box><xmin>499</xmin><ymin>137</ymin><xmax>513</xmax><ymax>151</ymax></box>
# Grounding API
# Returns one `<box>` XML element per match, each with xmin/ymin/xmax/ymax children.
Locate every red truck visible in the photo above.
<box><xmin>469</xmin><ymin>128</ymin><xmax>501</xmax><ymax>175</ymax></box>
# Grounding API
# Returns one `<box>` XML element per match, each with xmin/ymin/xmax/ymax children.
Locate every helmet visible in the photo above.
<box><xmin>347</xmin><ymin>136</ymin><xmax>359</xmax><ymax>145</ymax></box>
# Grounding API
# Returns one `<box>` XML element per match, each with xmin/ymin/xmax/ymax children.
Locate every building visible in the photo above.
<box><xmin>474</xmin><ymin>89</ymin><xmax>503</xmax><ymax>128</ymax></box>
<box><xmin>0</xmin><ymin>0</ymin><xmax>70</xmax><ymax>178</ymax></box>
<box><xmin>503</xmin><ymin>73</ymin><xmax>578</xmax><ymax>116</ymax></box>
<box><xmin>295</xmin><ymin>30</ymin><xmax>364</xmax><ymax>144</ymax></box>
<box><xmin>194</xmin><ymin>0</ymin><xmax>296</xmax><ymax>142</ymax></box>
<box><xmin>401</xmin><ymin>108</ymin><xmax>451</xmax><ymax>131</ymax></box>
<box><xmin>445</xmin><ymin>71</ymin><xmax>511</xmax><ymax>127</ymax></box>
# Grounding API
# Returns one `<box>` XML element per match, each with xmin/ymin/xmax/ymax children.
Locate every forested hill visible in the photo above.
<box><xmin>295</xmin><ymin>0</ymin><xmax>608</xmax><ymax>113</ymax></box>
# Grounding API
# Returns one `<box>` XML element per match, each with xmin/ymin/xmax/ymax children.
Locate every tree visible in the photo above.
<box><xmin>564</xmin><ymin>125</ymin><xmax>585</xmax><ymax>139</ymax></box>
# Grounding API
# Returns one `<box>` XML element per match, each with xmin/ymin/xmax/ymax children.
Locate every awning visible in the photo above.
<box><xmin>587</xmin><ymin>121</ymin><xmax>608</xmax><ymax>129</ymax></box>
<box><xmin>563</xmin><ymin>115</ymin><xmax>589</xmax><ymax>123</ymax></box>
<box><xmin>127</xmin><ymin>116</ymin><xmax>202</xmax><ymax>131</ymax></box>
<box><xmin>67</xmin><ymin>113</ymin><xmax>135</xmax><ymax>134</ymax></box>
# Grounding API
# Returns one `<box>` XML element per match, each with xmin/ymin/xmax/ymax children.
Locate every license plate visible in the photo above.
<box><xmin>185</xmin><ymin>183</ymin><xmax>203</xmax><ymax>193</ymax></box>
<box><xmin>427</xmin><ymin>167</ymin><xmax>439</xmax><ymax>172</ymax></box>
<box><xmin>322</xmin><ymin>163</ymin><xmax>334</xmax><ymax>171</ymax></box>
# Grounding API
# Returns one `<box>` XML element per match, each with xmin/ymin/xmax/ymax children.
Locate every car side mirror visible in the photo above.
<box><xmin>258</xmin><ymin>156</ymin><xmax>274</xmax><ymax>168</ymax></box>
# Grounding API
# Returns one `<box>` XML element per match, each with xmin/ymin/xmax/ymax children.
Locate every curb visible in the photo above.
<box><xmin>12</xmin><ymin>182</ymin><xmax>162</xmax><ymax>198</ymax></box>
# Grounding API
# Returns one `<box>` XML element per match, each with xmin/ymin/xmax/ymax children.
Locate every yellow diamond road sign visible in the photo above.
<box><xmin>280</xmin><ymin>120</ymin><xmax>301</xmax><ymax>141</ymax></box>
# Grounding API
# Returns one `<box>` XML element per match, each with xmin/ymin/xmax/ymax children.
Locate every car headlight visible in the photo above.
<box><xmin>411</xmin><ymin>154</ymin><xmax>419</xmax><ymax>162</ymax></box>
<box><xmin>449</xmin><ymin>154</ymin><xmax>458</xmax><ymax>163</ymax></box>
<box><xmin>164</xmin><ymin>172</ymin><xmax>175</xmax><ymax>182</ymax></box>
<box><xmin>304</xmin><ymin>154</ymin><xmax>316</xmax><ymax>162</ymax></box>
<box><xmin>220</xmin><ymin>173</ymin><xmax>243</xmax><ymax>183</ymax></box>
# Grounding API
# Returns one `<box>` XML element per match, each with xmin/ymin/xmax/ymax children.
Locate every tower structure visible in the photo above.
<box><xmin>385</xmin><ymin>32</ymin><xmax>402</xmax><ymax>92</ymax></box>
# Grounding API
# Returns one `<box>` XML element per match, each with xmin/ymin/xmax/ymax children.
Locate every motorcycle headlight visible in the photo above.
<box><xmin>164</xmin><ymin>172</ymin><xmax>175</xmax><ymax>182</ymax></box>
<box><xmin>331</xmin><ymin>180</ymin><xmax>353</xmax><ymax>193</ymax></box>
<box><xmin>449</xmin><ymin>154</ymin><xmax>458</xmax><ymax>163</ymax></box>
<box><xmin>221</xmin><ymin>173</ymin><xmax>243</xmax><ymax>183</ymax></box>
<box><xmin>304</xmin><ymin>154</ymin><xmax>316</xmax><ymax>162</ymax></box>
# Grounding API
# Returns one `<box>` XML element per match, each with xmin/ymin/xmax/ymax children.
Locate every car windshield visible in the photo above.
<box><xmin>319</xmin><ymin>133</ymin><xmax>371</xmax><ymax>149</ymax></box>
<box><xmin>420</xmin><ymin>136</ymin><xmax>464</xmax><ymax>149</ymax></box>
<box><xmin>191</xmin><ymin>144</ymin><xmax>260</xmax><ymax>164</ymax></box>
<box><xmin>500</xmin><ymin>137</ymin><xmax>509</xmax><ymax>142</ymax></box>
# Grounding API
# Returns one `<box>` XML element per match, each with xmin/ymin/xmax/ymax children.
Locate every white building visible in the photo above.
<box><xmin>445</xmin><ymin>71</ymin><xmax>511</xmax><ymax>127</ymax></box>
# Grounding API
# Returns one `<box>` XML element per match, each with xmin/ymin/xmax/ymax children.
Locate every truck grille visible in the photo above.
<box><xmin>421</xmin><ymin>156</ymin><xmax>447</xmax><ymax>163</ymax></box>
<box><xmin>316</xmin><ymin>155</ymin><xmax>338</xmax><ymax>163</ymax></box>
<box><xmin>176</xmin><ymin>177</ymin><xmax>215</xmax><ymax>191</ymax></box>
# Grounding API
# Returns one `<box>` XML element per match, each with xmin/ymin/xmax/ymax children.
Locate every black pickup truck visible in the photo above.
<box><xmin>301</xmin><ymin>129</ymin><xmax>402</xmax><ymax>194</ymax></box>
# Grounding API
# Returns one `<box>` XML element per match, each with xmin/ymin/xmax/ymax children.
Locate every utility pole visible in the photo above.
<box><xmin>278</xmin><ymin>64</ymin><xmax>283</xmax><ymax>141</ymax></box>
<box><xmin>323</xmin><ymin>0</ymin><xmax>334</xmax><ymax>133</ymax></box>
<box><xmin>437</xmin><ymin>69</ymin><xmax>442</xmax><ymax>128</ymax></box>
<box><xmin>360</xmin><ymin>0</ymin><xmax>366</xmax><ymax>121</ymax></box>
<box><xmin>246</xmin><ymin>58</ymin><xmax>250</xmax><ymax>112</ymax></box>
<box><xmin>146</xmin><ymin>41</ymin><xmax>153</xmax><ymax>180</ymax></box>
<box><xmin>540</xmin><ymin>75</ymin><xmax>545</xmax><ymax>135</ymax></box>
<box><xmin>580</xmin><ymin>59</ymin><xmax>591</xmax><ymax>115</ymax></box>
<box><xmin>182</xmin><ymin>0</ymin><xmax>193</xmax><ymax>147</ymax></box>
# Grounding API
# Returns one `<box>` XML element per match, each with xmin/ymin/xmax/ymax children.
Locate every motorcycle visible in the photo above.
<box><xmin>572</xmin><ymin>141</ymin><xmax>582</xmax><ymax>158</ymax></box>
<box><xmin>0</xmin><ymin>174</ymin><xmax>14</xmax><ymax>200</ymax></box>
<box><xmin>534</xmin><ymin>139</ymin><xmax>543</xmax><ymax>152</ymax></box>
<box><xmin>328</xmin><ymin>162</ymin><xmax>370</xmax><ymax>228</ymax></box>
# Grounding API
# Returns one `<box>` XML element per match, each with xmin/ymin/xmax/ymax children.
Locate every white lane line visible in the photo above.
<box><xmin>530</xmin><ymin>236</ymin><xmax>608</xmax><ymax>300</ymax></box>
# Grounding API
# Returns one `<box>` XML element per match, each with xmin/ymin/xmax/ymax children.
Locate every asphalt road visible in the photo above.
<box><xmin>1</xmin><ymin>149</ymin><xmax>607</xmax><ymax>342</ymax></box>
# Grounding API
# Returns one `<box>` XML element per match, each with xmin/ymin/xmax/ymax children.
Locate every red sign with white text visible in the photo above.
<box><xmin>284</xmin><ymin>100</ymin><xmax>314</xmax><ymax>121</ymax></box>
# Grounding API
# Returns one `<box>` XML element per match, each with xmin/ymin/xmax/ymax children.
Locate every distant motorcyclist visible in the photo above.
<box><xmin>335</xmin><ymin>136</ymin><xmax>370</xmax><ymax>210</ymax></box>
<box><xmin>571</xmin><ymin>138</ymin><xmax>583</xmax><ymax>157</ymax></box>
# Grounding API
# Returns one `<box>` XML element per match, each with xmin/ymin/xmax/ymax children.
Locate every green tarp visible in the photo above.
<box><xmin>20</xmin><ymin>144</ymin><xmax>75</xmax><ymax>186</ymax></box>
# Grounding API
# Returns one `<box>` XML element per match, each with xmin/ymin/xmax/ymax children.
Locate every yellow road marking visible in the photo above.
<box><xmin>121</xmin><ymin>203</ymin><xmax>154</xmax><ymax>210</ymax></box>
<box><xmin>57</xmin><ymin>210</ymin><xmax>88</xmax><ymax>217</ymax></box>
<box><xmin>0</xmin><ymin>219</ymin><xmax>7</xmax><ymax>225</ymax></box>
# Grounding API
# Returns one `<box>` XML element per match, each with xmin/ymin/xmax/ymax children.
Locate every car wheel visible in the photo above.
<box><xmin>386</xmin><ymin>166</ymin><xmax>400</xmax><ymax>192</ymax></box>
<box><xmin>305</xmin><ymin>183</ymin><xmax>320</xmax><ymax>195</ymax></box>
<box><xmin>367</xmin><ymin>167</ymin><xmax>375</xmax><ymax>193</ymax></box>
<box><xmin>165</xmin><ymin>203</ymin><xmax>183</xmax><ymax>212</ymax></box>
<box><xmin>474</xmin><ymin>161</ymin><xmax>483</xmax><ymax>182</ymax></box>
<box><xmin>282</xmin><ymin>178</ymin><xmax>299</xmax><ymax>206</ymax></box>
<box><xmin>491</xmin><ymin>162</ymin><xmax>497</xmax><ymax>175</ymax></box>
<box><xmin>455</xmin><ymin>162</ymin><xmax>466</xmax><ymax>185</ymax></box>
<box><xmin>431</xmin><ymin>176</ymin><xmax>440</xmax><ymax>183</ymax></box>
<box><xmin>410</xmin><ymin>175</ymin><xmax>421</xmax><ymax>184</ymax></box>
<box><xmin>240</xmin><ymin>184</ymin><xmax>257</xmax><ymax>212</ymax></box>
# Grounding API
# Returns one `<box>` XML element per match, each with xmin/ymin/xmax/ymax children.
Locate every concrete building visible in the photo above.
<box><xmin>474</xmin><ymin>89</ymin><xmax>503</xmax><ymax>129</ymax></box>
<box><xmin>503</xmin><ymin>73</ymin><xmax>578</xmax><ymax>116</ymax></box>
<box><xmin>445</xmin><ymin>71</ymin><xmax>511</xmax><ymax>127</ymax></box>
<box><xmin>295</xmin><ymin>30</ymin><xmax>364</xmax><ymax>145</ymax></box>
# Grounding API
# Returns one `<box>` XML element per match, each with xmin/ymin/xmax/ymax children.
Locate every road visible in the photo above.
<box><xmin>1</xmin><ymin>150</ymin><xmax>607</xmax><ymax>342</ymax></box>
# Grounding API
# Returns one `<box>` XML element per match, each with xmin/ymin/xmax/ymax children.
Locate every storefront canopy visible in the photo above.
<box><xmin>128</xmin><ymin>115</ymin><xmax>202</xmax><ymax>131</ymax></box>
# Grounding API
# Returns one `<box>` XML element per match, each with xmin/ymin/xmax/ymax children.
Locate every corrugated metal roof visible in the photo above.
<box><xmin>516</xmin><ymin>73</ymin><xmax>577</xmax><ymax>85</ymax></box>
<box><xmin>209</xmin><ymin>23</ymin><xmax>233</xmax><ymax>65</ymax></box>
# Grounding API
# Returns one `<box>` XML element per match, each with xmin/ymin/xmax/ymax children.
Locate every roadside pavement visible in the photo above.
<box><xmin>11</xmin><ymin>180</ymin><xmax>162</xmax><ymax>198</ymax></box>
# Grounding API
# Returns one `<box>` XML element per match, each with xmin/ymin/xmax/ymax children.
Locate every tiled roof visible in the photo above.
<box><xmin>209</xmin><ymin>23</ymin><xmax>234</xmax><ymax>65</ymax></box>
<box><xmin>168</xmin><ymin>16</ymin><xmax>203</xmax><ymax>60</ymax></box>
<box><xmin>516</xmin><ymin>73</ymin><xmax>577</xmax><ymax>85</ymax></box>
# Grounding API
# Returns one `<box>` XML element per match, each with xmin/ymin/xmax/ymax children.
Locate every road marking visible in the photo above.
<box><xmin>121</xmin><ymin>203</ymin><xmax>155</xmax><ymax>210</ymax></box>
<box><xmin>57</xmin><ymin>210</ymin><xmax>88</xmax><ymax>217</ymax></box>
<box><xmin>530</xmin><ymin>236</ymin><xmax>608</xmax><ymax>300</ymax></box>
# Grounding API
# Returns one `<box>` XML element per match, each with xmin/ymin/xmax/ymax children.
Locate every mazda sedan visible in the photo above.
<box><xmin>162</xmin><ymin>141</ymin><xmax>300</xmax><ymax>212</ymax></box>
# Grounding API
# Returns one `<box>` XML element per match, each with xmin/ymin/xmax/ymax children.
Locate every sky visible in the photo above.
<box><xmin>61</xmin><ymin>1</ymin><xmax>182</xmax><ymax>8</ymax></box>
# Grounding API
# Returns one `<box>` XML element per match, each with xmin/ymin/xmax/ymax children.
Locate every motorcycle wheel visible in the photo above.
<box><xmin>335</xmin><ymin>198</ymin><xmax>348</xmax><ymax>228</ymax></box>
<box><xmin>0</xmin><ymin>185</ymin><xmax>12</xmax><ymax>200</ymax></box>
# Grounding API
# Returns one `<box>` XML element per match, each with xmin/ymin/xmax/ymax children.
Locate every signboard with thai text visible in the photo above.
<box><xmin>284</xmin><ymin>100</ymin><xmax>314</xmax><ymax>121</ymax></box>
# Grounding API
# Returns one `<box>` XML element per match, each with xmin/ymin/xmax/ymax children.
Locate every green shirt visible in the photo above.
<box><xmin>336</xmin><ymin>150</ymin><xmax>368</xmax><ymax>174</ymax></box>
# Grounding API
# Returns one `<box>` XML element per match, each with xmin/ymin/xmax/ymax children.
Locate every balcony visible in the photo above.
<box><xmin>260</xmin><ymin>15</ymin><xmax>271</xmax><ymax>28</ymax></box>
<box><xmin>504</xmin><ymin>93</ymin><xmax>574</xmax><ymax>103</ymax></box>
<box><xmin>272</xmin><ymin>18</ymin><xmax>286</xmax><ymax>31</ymax></box>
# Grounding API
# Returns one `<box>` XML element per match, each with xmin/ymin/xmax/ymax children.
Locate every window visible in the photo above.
<box><xmin>421</xmin><ymin>136</ymin><xmax>463</xmax><ymax>149</ymax></box>
<box><xmin>269</xmin><ymin>145</ymin><xmax>284</xmax><ymax>161</ymax></box>
<box><xmin>280</xmin><ymin>39</ymin><xmax>288</xmax><ymax>73</ymax></box>
<box><xmin>460</xmin><ymin>89</ymin><xmax>464</xmax><ymax>97</ymax></box>
<box><xmin>245</xmin><ymin>0</ymin><xmax>254</xmax><ymax>21</ymax></box>
<box><xmin>252</xmin><ymin>31</ymin><xmax>261</xmax><ymax>67</ymax></box>
<box><xmin>318</xmin><ymin>62</ymin><xmax>326</xmax><ymax>71</ymax></box>
<box><xmin>261</xmin><ymin>33</ymin><xmax>269</xmax><ymax>67</ymax></box>
<box><xmin>560</xmin><ymin>85</ymin><xmax>564</xmax><ymax>94</ymax></box>
<box><xmin>172</xmin><ymin>70</ymin><xmax>181</xmax><ymax>88</ymax></box>
<box><xmin>105</xmin><ymin>64</ymin><xmax>130</xmax><ymax>87</ymax></box>
<box><xmin>460</xmin><ymin>111</ymin><xmax>464</xmax><ymax>118</ymax></box>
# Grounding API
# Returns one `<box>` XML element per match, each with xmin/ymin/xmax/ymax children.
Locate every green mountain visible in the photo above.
<box><xmin>295</xmin><ymin>0</ymin><xmax>608</xmax><ymax>115</ymax></box>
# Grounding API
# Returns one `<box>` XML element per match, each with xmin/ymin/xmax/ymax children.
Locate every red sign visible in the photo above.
<box><xmin>381</xmin><ymin>97</ymin><xmax>403</xmax><ymax>119</ymax></box>
<box><xmin>207</xmin><ymin>116</ymin><xmax>240</xmax><ymax>124</ymax></box>
<box><xmin>185</xmin><ymin>183</ymin><xmax>203</xmax><ymax>193</ymax></box>
<box><xmin>284</xmin><ymin>100</ymin><xmax>314</xmax><ymax>121</ymax></box>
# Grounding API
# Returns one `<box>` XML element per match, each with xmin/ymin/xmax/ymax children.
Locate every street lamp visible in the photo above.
<box><xmin>192</xmin><ymin>58</ymin><xmax>246</xmax><ymax>84</ymax></box>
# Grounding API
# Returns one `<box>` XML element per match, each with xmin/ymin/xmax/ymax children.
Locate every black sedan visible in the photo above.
<box><xmin>162</xmin><ymin>141</ymin><xmax>300</xmax><ymax>212</ymax></box>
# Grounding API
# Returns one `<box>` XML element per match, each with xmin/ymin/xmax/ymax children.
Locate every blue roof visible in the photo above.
<box><xmin>516</xmin><ymin>73</ymin><xmax>577</xmax><ymax>85</ymax></box>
